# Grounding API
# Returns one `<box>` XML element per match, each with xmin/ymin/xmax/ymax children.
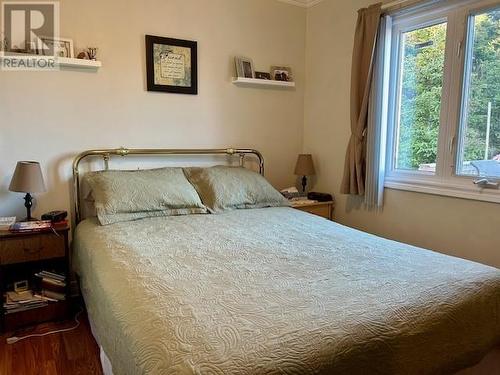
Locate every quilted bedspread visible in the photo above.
<box><xmin>73</xmin><ymin>207</ymin><xmax>500</xmax><ymax>375</ymax></box>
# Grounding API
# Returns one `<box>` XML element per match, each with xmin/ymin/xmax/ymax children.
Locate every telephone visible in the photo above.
<box><xmin>307</xmin><ymin>192</ymin><xmax>333</xmax><ymax>202</ymax></box>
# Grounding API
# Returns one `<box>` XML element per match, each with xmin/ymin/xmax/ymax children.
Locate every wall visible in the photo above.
<box><xmin>304</xmin><ymin>0</ymin><xmax>500</xmax><ymax>268</ymax></box>
<box><xmin>0</xmin><ymin>0</ymin><xmax>306</xmax><ymax>219</ymax></box>
<box><xmin>1</xmin><ymin>0</ymin><xmax>498</xmax><ymax>268</ymax></box>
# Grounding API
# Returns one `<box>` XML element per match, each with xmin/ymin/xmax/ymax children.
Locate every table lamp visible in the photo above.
<box><xmin>294</xmin><ymin>154</ymin><xmax>315</xmax><ymax>193</ymax></box>
<box><xmin>9</xmin><ymin>161</ymin><xmax>47</xmax><ymax>221</ymax></box>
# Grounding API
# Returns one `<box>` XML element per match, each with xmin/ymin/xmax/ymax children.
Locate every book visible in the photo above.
<box><xmin>41</xmin><ymin>290</ymin><xmax>65</xmax><ymax>301</ymax></box>
<box><xmin>34</xmin><ymin>293</ymin><xmax>58</xmax><ymax>302</ymax></box>
<box><xmin>3</xmin><ymin>290</ymin><xmax>48</xmax><ymax>314</ymax></box>
<box><xmin>0</xmin><ymin>217</ymin><xmax>16</xmax><ymax>231</ymax></box>
<box><xmin>9</xmin><ymin>220</ymin><xmax>52</xmax><ymax>233</ymax></box>
<box><xmin>41</xmin><ymin>278</ymin><xmax>66</xmax><ymax>293</ymax></box>
<box><xmin>290</xmin><ymin>198</ymin><xmax>318</xmax><ymax>206</ymax></box>
<box><xmin>6</xmin><ymin>290</ymin><xmax>34</xmax><ymax>302</ymax></box>
<box><xmin>35</xmin><ymin>270</ymin><xmax>66</xmax><ymax>282</ymax></box>
<box><xmin>52</xmin><ymin>219</ymin><xmax>68</xmax><ymax>229</ymax></box>
<box><xmin>41</xmin><ymin>277</ymin><xmax>66</xmax><ymax>287</ymax></box>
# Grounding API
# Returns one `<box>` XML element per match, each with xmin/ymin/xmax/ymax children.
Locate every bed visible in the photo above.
<box><xmin>72</xmin><ymin>147</ymin><xmax>500</xmax><ymax>375</ymax></box>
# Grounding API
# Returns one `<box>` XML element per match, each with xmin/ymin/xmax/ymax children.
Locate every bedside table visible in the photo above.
<box><xmin>291</xmin><ymin>200</ymin><xmax>334</xmax><ymax>220</ymax></box>
<box><xmin>0</xmin><ymin>225</ymin><xmax>70</xmax><ymax>332</ymax></box>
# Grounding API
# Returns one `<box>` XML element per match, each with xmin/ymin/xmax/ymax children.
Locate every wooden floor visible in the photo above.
<box><xmin>0</xmin><ymin>310</ymin><xmax>103</xmax><ymax>375</ymax></box>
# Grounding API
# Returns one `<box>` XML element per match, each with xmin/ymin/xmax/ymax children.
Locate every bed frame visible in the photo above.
<box><xmin>72</xmin><ymin>147</ymin><xmax>265</xmax><ymax>224</ymax></box>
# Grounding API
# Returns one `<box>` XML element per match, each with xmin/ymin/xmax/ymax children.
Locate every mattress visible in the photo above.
<box><xmin>73</xmin><ymin>207</ymin><xmax>500</xmax><ymax>374</ymax></box>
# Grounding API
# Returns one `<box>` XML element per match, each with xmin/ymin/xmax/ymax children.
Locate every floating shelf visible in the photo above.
<box><xmin>232</xmin><ymin>77</ymin><xmax>295</xmax><ymax>88</ymax></box>
<box><xmin>56</xmin><ymin>57</ymin><xmax>102</xmax><ymax>69</ymax></box>
<box><xmin>0</xmin><ymin>53</ymin><xmax>102</xmax><ymax>70</ymax></box>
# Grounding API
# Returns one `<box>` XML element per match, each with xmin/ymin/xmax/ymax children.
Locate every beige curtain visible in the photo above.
<box><xmin>340</xmin><ymin>3</ymin><xmax>382</xmax><ymax>195</ymax></box>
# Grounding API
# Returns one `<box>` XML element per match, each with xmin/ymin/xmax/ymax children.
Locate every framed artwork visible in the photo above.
<box><xmin>38</xmin><ymin>37</ymin><xmax>74</xmax><ymax>57</ymax></box>
<box><xmin>145</xmin><ymin>35</ymin><xmax>198</xmax><ymax>95</ymax></box>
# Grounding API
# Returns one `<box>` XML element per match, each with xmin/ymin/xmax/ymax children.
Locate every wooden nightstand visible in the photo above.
<box><xmin>291</xmin><ymin>200</ymin><xmax>334</xmax><ymax>220</ymax></box>
<box><xmin>0</xmin><ymin>225</ymin><xmax>70</xmax><ymax>332</ymax></box>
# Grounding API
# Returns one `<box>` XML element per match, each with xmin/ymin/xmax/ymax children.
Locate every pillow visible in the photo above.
<box><xmin>84</xmin><ymin>168</ymin><xmax>207</xmax><ymax>225</ymax></box>
<box><xmin>183</xmin><ymin>165</ymin><xmax>289</xmax><ymax>213</ymax></box>
<box><xmin>80</xmin><ymin>177</ymin><xmax>97</xmax><ymax>219</ymax></box>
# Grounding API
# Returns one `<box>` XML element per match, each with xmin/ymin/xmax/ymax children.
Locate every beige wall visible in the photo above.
<box><xmin>1</xmin><ymin>0</ymin><xmax>498</xmax><ymax>268</ymax></box>
<box><xmin>304</xmin><ymin>0</ymin><xmax>500</xmax><ymax>268</ymax></box>
<box><xmin>0</xmin><ymin>0</ymin><xmax>306</xmax><ymax>219</ymax></box>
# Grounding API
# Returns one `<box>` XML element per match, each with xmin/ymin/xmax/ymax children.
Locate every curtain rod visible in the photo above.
<box><xmin>381</xmin><ymin>0</ymin><xmax>428</xmax><ymax>11</ymax></box>
<box><xmin>382</xmin><ymin>0</ymin><xmax>409</xmax><ymax>8</ymax></box>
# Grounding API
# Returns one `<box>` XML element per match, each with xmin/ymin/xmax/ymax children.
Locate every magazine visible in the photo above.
<box><xmin>0</xmin><ymin>217</ymin><xmax>16</xmax><ymax>231</ymax></box>
<box><xmin>9</xmin><ymin>220</ymin><xmax>52</xmax><ymax>233</ymax></box>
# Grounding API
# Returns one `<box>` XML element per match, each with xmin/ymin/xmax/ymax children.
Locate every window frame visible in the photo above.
<box><xmin>383</xmin><ymin>0</ymin><xmax>500</xmax><ymax>204</ymax></box>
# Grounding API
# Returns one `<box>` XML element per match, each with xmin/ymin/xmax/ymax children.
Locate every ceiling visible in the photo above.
<box><xmin>276</xmin><ymin>0</ymin><xmax>324</xmax><ymax>8</ymax></box>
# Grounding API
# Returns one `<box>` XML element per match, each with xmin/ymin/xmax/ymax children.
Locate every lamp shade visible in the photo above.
<box><xmin>9</xmin><ymin>161</ymin><xmax>47</xmax><ymax>193</ymax></box>
<box><xmin>294</xmin><ymin>154</ymin><xmax>315</xmax><ymax>176</ymax></box>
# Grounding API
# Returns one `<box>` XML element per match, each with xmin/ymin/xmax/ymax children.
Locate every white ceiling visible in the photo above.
<box><xmin>276</xmin><ymin>0</ymin><xmax>324</xmax><ymax>8</ymax></box>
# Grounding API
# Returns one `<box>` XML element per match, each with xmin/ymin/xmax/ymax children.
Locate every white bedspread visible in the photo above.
<box><xmin>74</xmin><ymin>207</ymin><xmax>500</xmax><ymax>374</ymax></box>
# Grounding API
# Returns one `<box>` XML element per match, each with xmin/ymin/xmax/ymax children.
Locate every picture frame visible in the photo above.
<box><xmin>255</xmin><ymin>71</ymin><xmax>271</xmax><ymax>80</ymax></box>
<box><xmin>235</xmin><ymin>56</ymin><xmax>254</xmax><ymax>78</ymax></box>
<box><xmin>271</xmin><ymin>65</ymin><xmax>293</xmax><ymax>82</ymax></box>
<box><xmin>38</xmin><ymin>37</ymin><xmax>74</xmax><ymax>58</ymax></box>
<box><xmin>145</xmin><ymin>35</ymin><xmax>198</xmax><ymax>95</ymax></box>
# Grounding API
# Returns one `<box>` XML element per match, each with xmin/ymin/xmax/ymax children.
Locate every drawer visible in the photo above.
<box><xmin>0</xmin><ymin>233</ymin><xmax>65</xmax><ymax>265</ymax></box>
<box><xmin>39</xmin><ymin>234</ymin><xmax>65</xmax><ymax>260</ymax></box>
<box><xmin>0</xmin><ymin>236</ymin><xmax>41</xmax><ymax>265</ymax></box>
<box><xmin>295</xmin><ymin>204</ymin><xmax>331</xmax><ymax>219</ymax></box>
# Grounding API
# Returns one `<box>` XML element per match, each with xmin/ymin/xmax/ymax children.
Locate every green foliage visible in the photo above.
<box><xmin>396</xmin><ymin>9</ymin><xmax>499</xmax><ymax>170</ymax></box>
<box><xmin>464</xmin><ymin>10</ymin><xmax>500</xmax><ymax>161</ymax></box>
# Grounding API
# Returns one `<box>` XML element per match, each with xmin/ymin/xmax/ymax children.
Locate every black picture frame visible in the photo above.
<box><xmin>145</xmin><ymin>35</ymin><xmax>198</xmax><ymax>95</ymax></box>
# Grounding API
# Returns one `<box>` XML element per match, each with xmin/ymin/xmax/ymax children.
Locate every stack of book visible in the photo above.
<box><xmin>3</xmin><ymin>290</ymin><xmax>48</xmax><ymax>314</ymax></box>
<box><xmin>35</xmin><ymin>270</ymin><xmax>66</xmax><ymax>301</ymax></box>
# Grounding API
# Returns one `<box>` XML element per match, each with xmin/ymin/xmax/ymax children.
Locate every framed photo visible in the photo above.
<box><xmin>255</xmin><ymin>71</ymin><xmax>271</xmax><ymax>80</ymax></box>
<box><xmin>271</xmin><ymin>65</ymin><xmax>293</xmax><ymax>82</ymax></box>
<box><xmin>145</xmin><ymin>35</ymin><xmax>198</xmax><ymax>95</ymax></box>
<box><xmin>38</xmin><ymin>37</ymin><xmax>74</xmax><ymax>58</ymax></box>
<box><xmin>235</xmin><ymin>56</ymin><xmax>254</xmax><ymax>78</ymax></box>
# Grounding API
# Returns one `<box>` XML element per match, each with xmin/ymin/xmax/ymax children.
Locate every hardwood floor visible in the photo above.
<box><xmin>0</xmin><ymin>310</ymin><xmax>103</xmax><ymax>375</ymax></box>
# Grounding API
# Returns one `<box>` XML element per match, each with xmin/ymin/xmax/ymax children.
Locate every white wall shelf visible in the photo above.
<box><xmin>0</xmin><ymin>53</ymin><xmax>102</xmax><ymax>70</ymax></box>
<box><xmin>56</xmin><ymin>57</ymin><xmax>102</xmax><ymax>69</ymax></box>
<box><xmin>232</xmin><ymin>77</ymin><xmax>295</xmax><ymax>88</ymax></box>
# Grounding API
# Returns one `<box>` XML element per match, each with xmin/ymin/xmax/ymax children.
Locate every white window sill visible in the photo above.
<box><xmin>384</xmin><ymin>178</ymin><xmax>500</xmax><ymax>204</ymax></box>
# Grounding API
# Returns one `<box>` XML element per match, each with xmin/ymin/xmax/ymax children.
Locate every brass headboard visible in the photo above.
<box><xmin>72</xmin><ymin>147</ymin><xmax>264</xmax><ymax>223</ymax></box>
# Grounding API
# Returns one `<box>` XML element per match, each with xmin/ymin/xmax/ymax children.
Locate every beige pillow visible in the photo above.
<box><xmin>84</xmin><ymin>168</ymin><xmax>207</xmax><ymax>225</ymax></box>
<box><xmin>183</xmin><ymin>166</ymin><xmax>289</xmax><ymax>213</ymax></box>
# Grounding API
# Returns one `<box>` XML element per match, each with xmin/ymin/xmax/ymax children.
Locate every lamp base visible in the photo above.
<box><xmin>22</xmin><ymin>192</ymin><xmax>36</xmax><ymax>222</ymax></box>
<box><xmin>301</xmin><ymin>175</ymin><xmax>308</xmax><ymax>193</ymax></box>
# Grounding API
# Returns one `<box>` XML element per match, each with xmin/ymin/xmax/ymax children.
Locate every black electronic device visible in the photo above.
<box><xmin>307</xmin><ymin>192</ymin><xmax>333</xmax><ymax>202</ymax></box>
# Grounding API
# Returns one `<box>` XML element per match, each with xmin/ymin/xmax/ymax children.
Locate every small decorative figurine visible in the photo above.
<box><xmin>87</xmin><ymin>47</ymin><xmax>98</xmax><ymax>60</ymax></box>
<box><xmin>77</xmin><ymin>51</ymin><xmax>88</xmax><ymax>59</ymax></box>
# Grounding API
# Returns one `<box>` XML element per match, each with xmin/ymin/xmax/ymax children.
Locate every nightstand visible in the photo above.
<box><xmin>0</xmin><ymin>224</ymin><xmax>70</xmax><ymax>332</ymax></box>
<box><xmin>291</xmin><ymin>200</ymin><xmax>334</xmax><ymax>220</ymax></box>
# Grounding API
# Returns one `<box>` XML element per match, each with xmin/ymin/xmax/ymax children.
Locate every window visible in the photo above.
<box><xmin>384</xmin><ymin>0</ymin><xmax>500</xmax><ymax>203</ymax></box>
<box><xmin>457</xmin><ymin>7</ymin><xmax>500</xmax><ymax>178</ymax></box>
<box><xmin>395</xmin><ymin>21</ymin><xmax>447</xmax><ymax>173</ymax></box>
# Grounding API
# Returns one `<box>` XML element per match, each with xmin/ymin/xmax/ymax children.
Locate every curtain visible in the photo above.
<box><xmin>365</xmin><ymin>15</ymin><xmax>390</xmax><ymax>208</ymax></box>
<box><xmin>340</xmin><ymin>3</ymin><xmax>382</xmax><ymax>196</ymax></box>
